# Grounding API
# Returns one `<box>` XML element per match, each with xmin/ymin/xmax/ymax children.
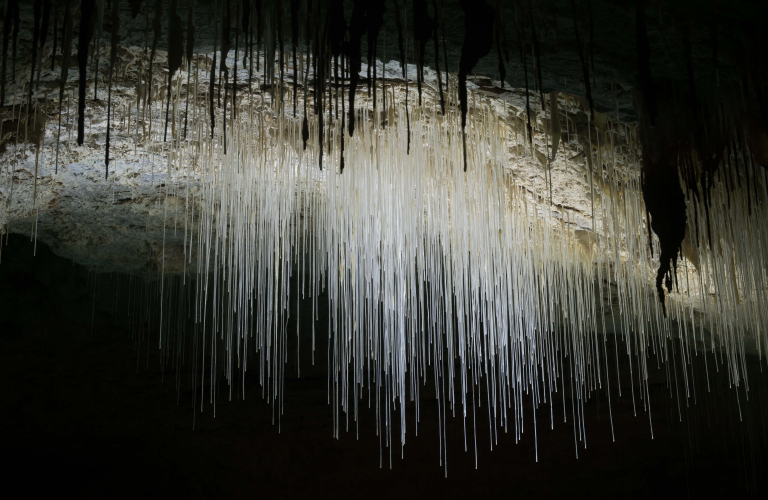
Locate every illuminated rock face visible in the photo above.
<box><xmin>1</xmin><ymin>1</ymin><xmax>767</xmax><ymax>487</ymax></box>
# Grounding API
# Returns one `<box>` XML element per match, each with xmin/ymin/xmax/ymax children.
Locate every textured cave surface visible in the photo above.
<box><xmin>2</xmin><ymin>1</ymin><xmax>768</xmax><ymax>497</ymax></box>
<box><xmin>1</xmin><ymin>0</ymin><xmax>762</xmax><ymax>274</ymax></box>
<box><xmin>2</xmin><ymin>234</ymin><xmax>766</xmax><ymax>499</ymax></box>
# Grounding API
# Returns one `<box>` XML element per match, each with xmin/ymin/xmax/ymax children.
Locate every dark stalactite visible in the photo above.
<box><xmin>291</xmin><ymin>0</ymin><xmax>300</xmax><ymax>117</ymax></box>
<box><xmin>526</xmin><ymin>0</ymin><xmax>544</xmax><ymax>110</ymax></box>
<box><xmin>517</xmin><ymin>7</ymin><xmax>532</xmax><ymax>149</ymax></box>
<box><xmin>329</xmin><ymin>0</ymin><xmax>345</xmax><ymax>167</ymax></box>
<box><xmin>55</xmin><ymin>0</ymin><xmax>73</xmax><ymax>173</ymax></box>
<box><xmin>404</xmin><ymin>20</ymin><xmax>411</xmax><ymax>153</ymax></box>
<box><xmin>209</xmin><ymin>2</ymin><xmax>218</xmax><ymax>138</ymax></box>
<box><xmin>255</xmin><ymin>0</ymin><xmax>263</xmax><ymax>72</ymax></box>
<box><xmin>51</xmin><ymin>0</ymin><xmax>62</xmax><ymax>71</ymax></box>
<box><xmin>302</xmin><ymin>0</ymin><xmax>311</xmax><ymax>151</ymax></box>
<box><xmin>184</xmin><ymin>2</ymin><xmax>195</xmax><ymax>140</ymax></box>
<box><xmin>51</xmin><ymin>0</ymin><xmax>60</xmax><ymax>71</ymax></box>
<box><xmin>570</xmin><ymin>0</ymin><xmax>592</xmax><ymax>121</ymax></box>
<box><xmin>635</xmin><ymin>0</ymin><xmax>655</xmax><ymax>126</ymax></box>
<box><xmin>1</xmin><ymin>0</ymin><xmax>17</xmax><ymax>106</ymax></box>
<box><xmin>550</xmin><ymin>2</ymin><xmax>559</xmax><ymax>52</ymax></box>
<box><xmin>28</xmin><ymin>0</ymin><xmax>43</xmax><ymax>136</ymax></box>
<box><xmin>641</xmin><ymin>134</ymin><xmax>687</xmax><ymax>317</ymax></box>
<box><xmin>78</xmin><ymin>0</ymin><xmax>96</xmax><ymax>146</ymax></box>
<box><xmin>494</xmin><ymin>0</ymin><xmax>505</xmax><ymax>89</ymax></box>
<box><xmin>340</xmin><ymin>54</ymin><xmax>346</xmax><ymax>171</ymax></box>
<box><xmin>148</xmin><ymin>0</ymin><xmax>162</xmax><ymax>106</ymax></box>
<box><xmin>367</xmin><ymin>0</ymin><xmax>385</xmax><ymax>110</ymax></box>
<box><xmin>129</xmin><ymin>0</ymin><xmax>143</xmax><ymax>18</ymax></box>
<box><xmin>247</xmin><ymin>0</ymin><xmax>254</xmax><ymax>87</ymax></box>
<box><xmin>440</xmin><ymin>0</ymin><xmax>448</xmax><ymax>76</ymax></box>
<box><xmin>276</xmin><ymin>0</ymin><xmax>284</xmax><ymax>110</ymax></box>
<box><xmin>412</xmin><ymin>0</ymin><xmax>432</xmax><ymax>106</ymax></box>
<box><xmin>106</xmin><ymin>0</ymin><xmax>120</xmax><ymax>179</ymax></box>
<box><xmin>587</xmin><ymin>0</ymin><xmax>595</xmax><ymax>91</ymax></box>
<box><xmin>346</xmin><ymin>0</ymin><xmax>366</xmax><ymax>137</ymax></box>
<box><xmin>92</xmin><ymin>0</ymin><xmax>105</xmax><ymax>101</ymax></box>
<box><xmin>710</xmin><ymin>21</ymin><xmax>718</xmax><ymax>84</ymax></box>
<box><xmin>242</xmin><ymin>0</ymin><xmax>251</xmax><ymax>67</ymax></box>
<box><xmin>431</xmin><ymin>0</ymin><xmax>444</xmax><ymax>113</ymax></box>
<box><xmin>459</xmin><ymin>0</ymin><xmax>494</xmax><ymax>171</ymax></box>
<box><xmin>165</xmin><ymin>0</ymin><xmax>184</xmax><ymax>143</ymax></box>
<box><xmin>11</xmin><ymin>0</ymin><xmax>19</xmax><ymax>85</ymax></box>
<box><xmin>222</xmin><ymin>0</ymin><xmax>231</xmax><ymax>154</ymax></box>
<box><xmin>394</xmin><ymin>0</ymin><xmax>406</xmax><ymax>78</ymax></box>
<box><xmin>316</xmin><ymin>15</ymin><xmax>328</xmax><ymax>170</ymax></box>
<box><xmin>233</xmin><ymin>1</ymin><xmax>239</xmax><ymax>122</ymax></box>
<box><xmin>682</xmin><ymin>21</ymin><xmax>701</xmax><ymax>159</ymax></box>
<box><xmin>41</xmin><ymin>0</ymin><xmax>52</xmax><ymax>51</ymax></box>
<box><xmin>329</xmin><ymin>0</ymin><xmax>345</xmax><ymax>58</ymax></box>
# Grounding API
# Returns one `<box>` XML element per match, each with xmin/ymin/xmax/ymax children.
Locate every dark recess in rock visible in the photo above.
<box><xmin>458</xmin><ymin>0</ymin><xmax>494</xmax><ymax>171</ymax></box>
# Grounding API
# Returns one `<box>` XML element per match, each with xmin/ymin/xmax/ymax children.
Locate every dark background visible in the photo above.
<box><xmin>1</xmin><ymin>233</ymin><xmax>766</xmax><ymax>499</ymax></box>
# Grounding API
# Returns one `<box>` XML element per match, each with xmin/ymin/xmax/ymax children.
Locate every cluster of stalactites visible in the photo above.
<box><xmin>136</xmin><ymin>56</ymin><xmax>766</xmax><ymax>469</ymax></box>
<box><xmin>1</xmin><ymin>0</ymin><xmax>768</xmax><ymax>469</ymax></box>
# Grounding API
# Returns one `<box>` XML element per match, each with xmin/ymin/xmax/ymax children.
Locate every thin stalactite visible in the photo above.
<box><xmin>346</xmin><ymin>0</ymin><xmax>365</xmax><ymax>137</ymax></box>
<box><xmin>106</xmin><ymin>0</ymin><xmax>120</xmax><ymax>179</ymax></box>
<box><xmin>184</xmin><ymin>2</ymin><xmax>195</xmax><ymax>140</ymax></box>
<box><xmin>78</xmin><ymin>0</ymin><xmax>97</xmax><ymax>146</ymax></box>
<box><xmin>51</xmin><ymin>0</ymin><xmax>59</xmax><ymax>71</ymax></box>
<box><xmin>525</xmin><ymin>0</ymin><xmax>543</xmax><ymax>110</ymax></box>
<box><xmin>148</xmin><ymin>0</ymin><xmax>162</xmax><ymax>108</ymax></box>
<box><xmin>291</xmin><ymin>0</ymin><xmax>300</xmax><ymax>117</ymax></box>
<box><xmin>431</xmin><ymin>0</ymin><xmax>444</xmax><ymax>113</ymax></box>
<box><xmin>55</xmin><ymin>0</ymin><xmax>73</xmax><ymax>173</ymax></box>
<box><xmin>210</xmin><ymin>2</ymin><xmax>218</xmax><ymax>138</ymax></box>
<box><xmin>27</xmin><ymin>0</ymin><xmax>42</xmax><ymax>142</ymax></box>
<box><xmin>165</xmin><ymin>0</ymin><xmax>184</xmax><ymax>143</ymax></box>
<box><xmin>1</xmin><ymin>0</ymin><xmax>18</xmax><ymax>106</ymax></box>
<box><xmin>221</xmin><ymin>0</ymin><xmax>230</xmax><ymax>154</ymax></box>
<box><xmin>494</xmin><ymin>0</ymin><xmax>505</xmax><ymax>89</ymax></box>
<box><xmin>413</xmin><ymin>0</ymin><xmax>431</xmax><ymax>106</ymax></box>
<box><xmin>11</xmin><ymin>0</ymin><xmax>19</xmax><ymax>85</ymax></box>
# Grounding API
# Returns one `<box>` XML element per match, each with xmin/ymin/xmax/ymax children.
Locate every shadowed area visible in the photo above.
<box><xmin>1</xmin><ymin>234</ymin><xmax>765</xmax><ymax>499</ymax></box>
